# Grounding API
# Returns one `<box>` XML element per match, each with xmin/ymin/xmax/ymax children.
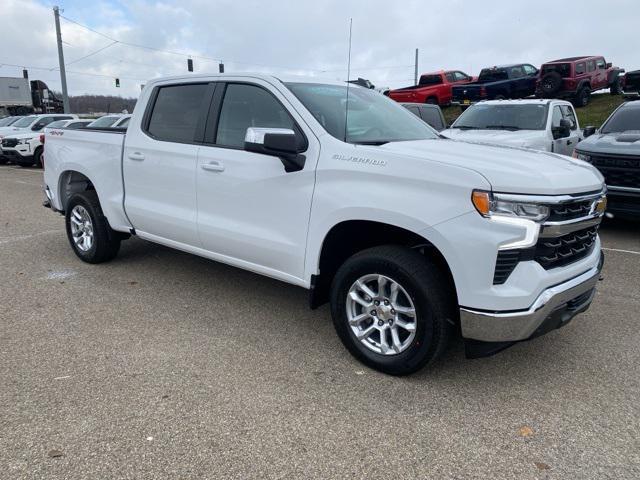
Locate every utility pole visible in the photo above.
<box><xmin>414</xmin><ymin>48</ymin><xmax>419</xmax><ymax>85</ymax></box>
<box><xmin>53</xmin><ymin>6</ymin><xmax>70</xmax><ymax>113</ymax></box>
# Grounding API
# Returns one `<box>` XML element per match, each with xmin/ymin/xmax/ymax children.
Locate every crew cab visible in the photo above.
<box><xmin>43</xmin><ymin>74</ymin><xmax>606</xmax><ymax>375</ymax></box>
<box><xmin>0</xmin><ymin>113</ymin><xmax>77</xmax><ymax>166</ymax></box>
<box><xmin>442</xmin><ymin>99</ymin><xmax>582</xmax><ymax>155</ymax></box>
<box><xmin>400</xmin><ymin>103</ymin><xmax>447</xmax><ymax>131</ymax></box>
<box><xmin>622</xmin><ymin>70</ymin><xmax>640</xmax><ymax>99</ymax></box>
<box><xmin>574</xmin><ymin>101</ymin><xmax>640</xmax><ymax>219</ymax></box>
<box><xmin>388</xmin><ymin>71</ymin><xmax>474</xmax><ymax>106</ymax></box>
<box><xmin>451</xmin><ymin>64</ymin><xmax>539</xmax><ymax>106</ymax></box>
<box><xmin>536</xmin><ymin>56</ymin><xmax>625</xmax><ymax>107</ymax></box>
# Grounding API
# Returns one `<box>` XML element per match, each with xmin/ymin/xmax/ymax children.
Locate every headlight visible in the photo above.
<box><xmin>472</xmin><ymin>190</ymin><xmax>550</xmax><ymax>222</ymax></box>
<box><xmin>572</xmin><ymin>150</ymin><xmax>591</xmax><ymax>162</ymax></box>
<box><xmin>18</xmin><ymin>138</ymin><xmax>29</xmax><ymax>145</ymax></box>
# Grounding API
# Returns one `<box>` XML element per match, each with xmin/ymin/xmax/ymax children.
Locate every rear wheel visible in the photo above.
<box><xmin>330</xmin><ymin>246</ymin><xmax>454</xmax><ymax>375</ymax></box>
<box><xmin>610</xmin><ymin>77</ymin><xmax>622</xmax><ymax>95</ymax></box>
<box><xmin>33</xmin><ymin>147</ymin><xmax>43</xmax><ymax>168</ymax></box>
<box><xmin>573</xmin><ymin>87</ymin><xmax>591</xmax><ymax>107</ymax></box>
<box><xmin>65</xmin><ymin>191</ymin><xmax>121</xmax><ymax>263</ymax></box>
<box><xmin>426</xmin><ymin>96</ymin><xmax>438</xmax><ymax>105</ymax></box>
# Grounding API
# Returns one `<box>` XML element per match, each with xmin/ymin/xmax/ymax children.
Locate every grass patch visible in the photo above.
<box><xmin>441</xmin><ymin>94</ymin><xmax>625</xmax><ymax>129</ymax></box>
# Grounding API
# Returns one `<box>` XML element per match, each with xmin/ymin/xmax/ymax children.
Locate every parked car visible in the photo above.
<box><xmin>451</xmin><ymin>64</ymin><xmax>539</xmax><ymax>106</ymax></box>
<box><xmin>400</xmin><ymin>103</ymin><xmax>447</xmax><ymax>131</ymax></box>
<box><xmin>0</xmin><ymin>115</ymin><xmax>24</xmax><ymax>127</ymax></box>
<box><xmin>0</xmin><ymin>113</ymin><xmax>78</xmax><ymax>166</ymax></box>
<box><xmin>442</xmin><ymin>99</ymin><xmax>582</xmax><ymax>155</ymax></box>
<box><xmin>46</xmin><ymin>119</ymin><xmax>93</xmax><ymax>130</ymax></box>
<box><xmin>536</xmin><ymin>56</ymin><xmax>625</xmax><ymax>107</ymax></box>
<box><xmin>574</xmin><ymin>101</ymin><xmax>640</xmax><ymax>219</ymax></box>
<box><xmin>43</xmin><ymin>74</ymin><xmax>606</xmax><ymax>375</ymax></box>
<box><xmin>388</xmin><ymin>70</ymin><xmax>474</xmax><ymax>106</ymax></box>
<box><xmin>87</xmin><ymin>114</ymin><xmax>131</xmax><ymax>129</ymax></box>
<box><xmin>622</xmin><ymin>70</ymin><xmax>640</xmax><ymax>100</ymax></box>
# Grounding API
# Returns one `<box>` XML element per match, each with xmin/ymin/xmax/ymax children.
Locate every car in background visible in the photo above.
<box><xmin>442</xmin><ymin>99</ymin><xmax>582</xmax><ymax>156</ymax></box>
<box><xmin>536</xmin><ymin>56</ymin><xmax>624</xmax><ymax>107</ymax></box>
<box><xmin>622</xmin><ymin>70</ymin><xmax>640</xmax><ymax>100</ymax></box>
<box><xmin>0</xmin><ymin>113</ymin><xmax>78</xmax><ymax>167</ymax></box>
<box><xmin>388</xmin><ymin>70</ymin><xmax>474</xmax><ymax>106</ymax></box>
<box><xmin>574</xmin><ymin>101</ymin><xmax>640</xmax><ymax>219</ymax></box>
<box><xmin>0</xmin><ymin>116</ymin><xmax>24</xmax><ymax>127</ymax></box>
<box><xmin>400</xmin><ymin>103</ymin><xmax>447</xmax><ymax>131</ymax></box>
<box><xmin>46</xmin><ymin>119</ymin><xmax>93</xmax><ymax>130</ymax></box>
<box><xmin>451</xmin><ymin>64</ymin><xmax>539</xmax><ymax>106</ymax></box>
<box><xmin>87</xmin><ymin>114</ymin><xmax>131</xmax><ymax>129</ymax></box>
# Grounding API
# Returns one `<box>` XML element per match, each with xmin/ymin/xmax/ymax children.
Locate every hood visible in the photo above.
<box><xmin>0</xmin><ymin>126</ymin><xmax>28</xmax><ymax>137</ymax></box>
<box><xmin>2</xmin><ymin>132</ymin><xmax>39</xmax><ymax>141</ymax></box>
<box><xmin>577</xmin><ymin>130</ymin><xmax>640</xmax><ymax>156</ymax></box>
<box><xmin>377</xmin><ymin>138</ymin><xmax>604</xmax><ymax>195</ymax></box>
<box><xmin>441</xmin><ymin>128</ymin><xmax>545</xmax><ymax>148</ymax></box>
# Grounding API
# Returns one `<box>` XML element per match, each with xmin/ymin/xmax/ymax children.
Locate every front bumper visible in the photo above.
<box><xmin>606</xmin><ymin>188</ymin><xmax>640</xmax><ymax>219</ymax></box>
<box><xmin>1</xmin><ymin>149</ymin><xmax>33</xmax><ymax>163</ymax></box>
<box><xmin>460</xmin><ymin>252</ymin><xmax>603</xmax><ymax>344</ymax></box>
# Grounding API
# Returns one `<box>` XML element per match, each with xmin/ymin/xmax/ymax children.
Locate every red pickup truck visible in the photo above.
<box><xmin>388</xmin><ymin>70</ymin><xmax>474</xmax><ymax>106</ymax></box>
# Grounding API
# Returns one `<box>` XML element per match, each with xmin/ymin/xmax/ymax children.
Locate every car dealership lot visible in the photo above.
<box><xmin>1</xmin><ymin>165</ymin><xmax>639</xmax><ymax>479</ymax></box>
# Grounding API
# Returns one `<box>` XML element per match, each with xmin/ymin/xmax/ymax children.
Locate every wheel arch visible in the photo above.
<box><xmin>309</xmin><ymin>219</ymin><xmax>458</xmax><ymax>310</ymax></box>
<box><xmin>57</xmin><ymin>169</ymin><xmax>96</xmax><ymax>212</ymax></box>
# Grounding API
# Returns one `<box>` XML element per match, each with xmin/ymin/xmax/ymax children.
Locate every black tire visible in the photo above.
<box><xmin>65</xmin><ymin>191</ymin><xmax>121</xmax><ymax>263</ymax></box>
<box><xmin>0</xmin><ymin>156</ymin><xmax>7</xmax><ymax>165</ymax></box>
<box><xmin>17</xmin><ymin>161</ymin><xmax>35</xmax><ymax>168</ymax></box>
<box><xmin>573</xmin><ymin>87</ymin><xmax>591</xmax><ymax>107</ymax></box>
<box><xmin>33</xmin><ymin>147</ymin><xmax>43</xmax><ymax>168</ymax></box>
<box><xmin>610</xmin><ymin>77</ymin><xmax>622</xmax><ymax>95</ymax></box>
<box><xmin>540</xmin><ymin>72</ymin><xmax>563</xmax><ymax>96</ymax></box>
<box><xmin>330</xmin><ymin>246</ymin><xmax>455</xmax><ymax>376</ymax></box>
<box><xmin>426</xmin><ymin>96</ymin><xmax>438</xmax><ymax>105</ymax></box>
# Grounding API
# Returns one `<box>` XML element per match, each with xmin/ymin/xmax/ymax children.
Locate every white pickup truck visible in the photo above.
<box><xmin>43</xmin><ymin>74</ymin><xmax>607</xmax><ymax>375</ymax></box>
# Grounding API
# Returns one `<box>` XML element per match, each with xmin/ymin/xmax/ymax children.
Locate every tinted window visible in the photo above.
<box><xmin>418</xmin><ymin>75</ymin><xmax>442</xmax><ymax>86</ymax></box>
<box><xmin>118</xmin><ymin>117</ymin><xmax>130</xmax><ymax>128</ymax></box>
<box><xmin>541</xmin><ymin>63</ymin><xmax>570</xmax><ymax>77</ymax></box>
<box><xmin>286</xmin><ymin>83</ymin><xmax>438</xmax><ymax>144</ymax></box>
<box><xmin>452</xmin><ymin>103</ymin><xmax>548</xmax><ymax>131</ymax></box>
<box><xmin>478</xmin><ymin>69</ymin><xmax>508</xmax><ymax>82</ymax></box>
<box><xmin>445</xmin><ymin>72</ymin><xmax>456</xmax><ymax>82</ymax></box>
<box><xmin>601</xmin><ymin>106</ymin><xmax>640</xmax><ymax>134</ymax></box>
<box><xmin>403</xmin><ymin>105</ymin><xmax>420</xmax><ymax>118</ymax></box>
<box><xmin>596</xmin><ymin>59</ymin><xmax>606</xmax><ymax>69</ymax></box>
<box><xmin>509</xmin><ymin>66</ymin><xmax>525</xmax><ymax>78</ymax></box>
<box><xmin>454</xmin><ymin>71</ymin><xmax>470</xmax><ymax>81</ymax></box>
<box><xmin>587</xmin><ymin>61</ymin><xmax>595</xmax><ymax>72</ymax></box>
<box><xmin>575</xmin><ymin>63</ymin><xmax>586</xmax><ymax>75</ymax></box>
<box><xmin>523</xmin><ymin>65</ymin><xmax>538</xmax><ymax>76</ymax></box>
<box><xmin>147</xmin><ymin>83</ymin><xmax>208</xmax><ymax>143</ymax></box>
<box><xmin>216</xmin><ymin>84</ymin><xmax>295</xmax><ymax>148</ymax></box>
<box><xmin>419</xmin><ymin>107</ymin><xmax>445</xmax><ymax>130</ymax></box>
<box><xmin>560</xmin><ymin>105</ymin><xmax>577</xmax><ymax>130</ymax></box>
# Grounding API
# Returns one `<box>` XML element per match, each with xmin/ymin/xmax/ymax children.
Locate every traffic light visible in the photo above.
<box><xmin>187</xmin><ymin>58</ymin><xmax>193</xmax><ymax>72</ymax></box>
<box><xmin>219</xmin><ymin>63</ymin><xmax>224</xmax><ymax>73</ymax></box>
<box><xmin>115</xmin><ymin>78</ymin><xmax>120</xmax><ymax>88</ymax></box>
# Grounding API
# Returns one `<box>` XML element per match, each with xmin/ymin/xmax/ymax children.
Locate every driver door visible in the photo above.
<box><xmin>195</xmin><ymin>80</ymin><xmax>319</xmax><ymax>282</ymax></box>
<box><xmin>551</xmin><ymin>105</ymin><xmax>581</xmax><ymax>155</ymax></box>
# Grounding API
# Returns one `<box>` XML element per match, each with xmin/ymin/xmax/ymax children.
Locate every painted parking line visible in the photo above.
<box><xmin>602</xmin><ymin>247</ymin><xmax>640</xmax><ymax>256</ymax></box>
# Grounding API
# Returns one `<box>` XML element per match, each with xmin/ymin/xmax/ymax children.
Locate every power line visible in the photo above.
<box><xmin>65</xmin><ymin>40</ymin><xmax>119</xmax><ymax>66</ymax></box>
<box><xmin>0</xmin><ymin>61</ymin><xmax>147</xmax><ymax>81</ymax></box>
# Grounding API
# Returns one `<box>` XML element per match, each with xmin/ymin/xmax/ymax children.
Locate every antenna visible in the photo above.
<box><xmin>344</xmin><ymin>18</ymin><xmax>353</xmax><ymax>143</ymax></box>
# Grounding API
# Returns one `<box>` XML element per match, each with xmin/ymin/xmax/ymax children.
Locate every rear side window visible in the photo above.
<box><xmin>147</xmin><ymin>83</ymin><xmax>208</xmax><ymax>143</ymax></box>
<box><xmin>587</xmin><ymin>61</ymin><xmax>595</xmax><ymax>72</ymax></box>
<box><xmin>419</xmin><ymin>107</ymin><xmax>445</xmax><ymax>130</ymax></box>
<box><xmin>404</xmin><ymin>105</ymin><xmax>420</xmax><ymax>118</ymax></box>
<box><xmin>575</xmin><ymin>63</ymin><xmax>586</xmax><ymax>75</ymax></box>
<box><xmin>418</xmin><ymin>75</ymin><xmax>443</xmax><ymax>86</ymax></box>
<box><xmin>478</xmin><ymin>69</ymin><xmax>508</xmax><ymax>82</ymax></box>
<box><xmin>215</xmin><ymin>84</ymin><xmax>296</xmax><ymax>148</ymax></box>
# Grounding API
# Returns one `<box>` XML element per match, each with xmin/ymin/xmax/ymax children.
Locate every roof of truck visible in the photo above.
<box><xmin>545</xmin><ymin>56</ymin><xmax>602</xmax><ymax>64</ymax></box>
<box><xmin>477</xmin><ymin>98</ymin><xmax>573</xmax><ymax>106</ymax></box>
<box><xmin>145</xmin><ymin>73</ymin><xmax>348</xmax><ymax>88</ymax></box>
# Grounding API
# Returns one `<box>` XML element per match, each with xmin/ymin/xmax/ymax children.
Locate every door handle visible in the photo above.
<box><xmin>566</xmin><ymin>140</ymin><xmax>573</xmax><ymax>145</ymax></box>
<box><xmin>201</xmin><ymin>161</ymin><xmax>225</xmax><ymax>172</ymax></box>
<box><xmin>128</xmin><ymin>152</ymin><xmax>145</xmax><ymax>161</ymax></box>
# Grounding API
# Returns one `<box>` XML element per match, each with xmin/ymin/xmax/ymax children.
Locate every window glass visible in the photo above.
<box><xmin>118</xmin><ymin>117</ymin><xmax>130</xmax><ymax>128</ymax></box>
<box><xmin>551</xmin><ymin>106</ymin><xmax>563</xmax><ymax>128</ymax></box>
<box><xmin>47</xmin><ymin>120</ymin><xmax>68</xmax><ymax>128</ymax></box>
<box><xmin>587</xmin><ymin>61</ymin><xmax>595</xmax><ymax>72</ymax></box>
<box><xmin>445</xmin><ymin>72</ymin><xmax>455</xmax><ymax>82</ymax></box>
<box><xmin>452</xmin><ymin>103</ymin><xmax>548</xmax><ymax>131</ymax></box>
<box><xmin>13</xmin><ymin>116</ymin><xmax>37</xmax><ymax>128</ymax></box>
<box><xmin>560</xmin><ymin>105</ymin><xmax>577</xmax><ymax>130</ymax></box>
<box><xmin>601</xmin><ymin>105</ymin><xmax>640</xmax><ymax>133</ymax></box>
<box><xmin>404</xmin><ymin>105</ymin><xmax>420</xmax><ymax>118</ymax></box>
<box><xmin>541</xmin><ymin>63</ymin><xmax>570</xmax><ymax>77</ymax></box>
<box><xmin>509</xmin><ymin>66</ymin><xmax>525</xmax><ymax>78</ymax></box>
<box><xmin>454</xmin><ymin>71</ymin><xmax>469</xmax><ymax>81</ymax></box>
<box><xmin>68</xmin><ymin>122</ymin><xmax>89</xmax><ymax>129</ymax></box>
<box><xmin>596</xmin><ymin>59</ymin><xmax>606</xmax><ymax>69</ymax></box>
<box><xmin>419</xmin><ymin>107</ymin><xmax>445</xmax><ymax>131</ymax></box>
<box><xmin>147</xmin><ymin>83</ymin><xmax>208</xmax><ymax>143</ymax></box>
<box><xmin>418</xmin><ymin>75</ymin><xmax>443</xmax><ymax>86</ymax></box>
<box><xmin>216</xmin><ymin>84</ymin><xmax>295</xmax><ymax>148</ymax></box>
<box><xmin>523</xmin><ymin>65</ymin><xmax>538</xmax><ymax>76</ymax></box>
<box><xmin>575</xmin><ymin>63</ymin><xmax>586</xmax><ymax>75</ymax></box>
<box><xmin>89</xmin><ymin>116</ymin><xmax>119</xmax><ymax>128</ymax></box>
<box><xmin>478</xmin><ymin>69</ymin><xmax>508</xmax><ymax>82</ymax></box>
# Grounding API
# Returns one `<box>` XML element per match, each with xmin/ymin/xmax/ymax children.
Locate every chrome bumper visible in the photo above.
<box><xmin>460</xmin><ymin>257</ymin><xmax>602</xmax><ymax>342</ymax></box>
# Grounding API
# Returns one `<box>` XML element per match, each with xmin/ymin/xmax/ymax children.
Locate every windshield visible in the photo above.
<box><xmin>13</xmin><ymin>116</ymin><xmax>37</xmax><ymax>128</ymax></box>
<box><xmin>478</xmin><ymin>69</ymin><xmax>508</xmax><ymax>82</ymax></box>
<box><xmin>541</xmin><ymin>63</ymin><xmax>571</xmax><ymax>77</ymax></box>
<box><xmin>0</xmin><ymin>117</ymin><xmax>17</xmax><ymax>127</ymax></box>
<box><xmin>88</xmin><ymin>116</ymin><xmax>119</xmax><ymax>128</ymax></box>
<box><xmin>285</xmin><ymin>83</ymin><xmax>438</xmax><ymax>144</ymax></box>
<box><xmin>47</xmin><ymin>120</ymin><xmax>68</xmax><ymax>128</ymax></box>
<box><xmin>452</xmin><ymin>103</ymin><xmax>548</xmax><ymax>131</ymax></box>
<box><xmin>601</xmin><ymin>106</ymin><xmax>640</xmax><ymax>134</ymax></box>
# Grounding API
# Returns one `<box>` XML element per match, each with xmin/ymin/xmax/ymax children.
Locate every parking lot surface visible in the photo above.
<box><xmin>1</xmin><ymin>164</ymin><xmax>639</xmax><ymax>479</ymax></box>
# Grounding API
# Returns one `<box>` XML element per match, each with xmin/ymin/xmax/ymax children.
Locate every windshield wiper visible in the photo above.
<box><xmin>484</xmin><ymin>125</ymin><xmax>522</xmax><ymax>131</ymax></box>
<box><xmin>451</xmin><ymin>125</ymin><xmax>481</xmax><ymax>130</ymax></box>
<box><xmin>352</xmin><ymin>140</ymin><xmax>391</xmax><ymax>145</ymax></box>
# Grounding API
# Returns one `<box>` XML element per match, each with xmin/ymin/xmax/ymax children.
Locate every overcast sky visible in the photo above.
<box><xmin>1</xmin><ymin>0</ymin><xmax>638</xmax><ymax>98</ymax></box>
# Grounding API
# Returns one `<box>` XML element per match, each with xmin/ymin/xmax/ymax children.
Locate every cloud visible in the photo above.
<box><xmin>1</xmin><ymin>0</ymin><xmax>638</xmax><ymax>98</ymax></box>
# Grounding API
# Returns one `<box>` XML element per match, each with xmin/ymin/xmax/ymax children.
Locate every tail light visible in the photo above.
<box><xmin>480</xmin><ymin>86</ymin><xmax>487</xmax><ymax>97</ymax></box>
<box><xmin>40</xmin><ymin>134</ymin><xmax>45</xmax><ymax>144</ymax></box>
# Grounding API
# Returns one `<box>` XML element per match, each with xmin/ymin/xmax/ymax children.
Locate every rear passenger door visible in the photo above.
<box><xmin>195</xmin><ymin>80</ymin><xmax>319</xmax><ymax>281</ymax></box>
<box><xmin>123</xmin><ymin>82</ymin><xmax>212</xmax><ymax>246</ymax></box>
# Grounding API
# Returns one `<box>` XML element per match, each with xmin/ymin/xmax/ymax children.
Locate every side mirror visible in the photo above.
<box><xmin>32</xmin><ymin>122</ymin><xmax>45</xmax><ymax>131</ymax></box>
<box><xmin>244</xmin><ymin>127</ymin><xmax>306</xmax><ymax>172</ymax></box>
<box><xmin>606</xmin><ymin>62</ymin><xmax>612</xmax><ymax>69</ymax></box>
<box><xmin>553</xmin><ymin>119</ymin><xmax>572</xmax><ymax>139</ymax></box>
<box><xmin>583</xmin><ymin>126</ymin><xmax>597</xmax><ymax>138</ymax></box>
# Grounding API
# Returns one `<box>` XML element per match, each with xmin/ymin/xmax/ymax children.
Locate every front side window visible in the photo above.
<box><xmin>147</xmin><ymin>83</ymin><xmax>208</xmax><ymax>143</ymax></box>
<box><xmin>454</xmin><ymin>71</ymin><xmax>470</xmax><ymax>81</ymax></box>
<box><xmin>452</xmin><ymin>103</ymin><xmax>548</xmax><ymax>131</ymax></box>
<box><xmin>551</xmin><ymin>106</ymin><xmax>563</xmax><ymax>128</ymax></box>
<box><xmin>216</xmin><ymin>84</ymin><xmax>296</xmax><ymax>148</ymax></box>
<box><xmin>286</xmin><ymin>83</ymin><xmax>438</xmax><ymax>144</ymax></box>
<box><xmin>445</xmin><ymin>72</ymin><xmax>456</xmax><ymax>83</ymax></box>
<box><xmin>523</xmin><ymin>65</ymin><xmax>538</xmax><ymax>76</ymax></box>
<box><xmin>596</xmin><ymin>59</ymin><xmax>606</xmax><ymax>70</ymax></box>
<box><xmin>560</xmin><ymin>105</ymin><xmax>577</xmax><ymax>130</ymax></box>
<box><xmin>509</xmin><ymin>66</ymin><xmax>525</xmax><ymax>78</ymax></box>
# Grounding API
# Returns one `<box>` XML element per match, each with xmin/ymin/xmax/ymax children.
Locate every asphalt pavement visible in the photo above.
<box><xmin>1</xmin><ymin>164</ymin><xmax>639</xmax><ymax>479</ymax></box>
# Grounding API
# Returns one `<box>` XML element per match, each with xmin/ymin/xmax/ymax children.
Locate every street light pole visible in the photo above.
<box><xmin>53</xmin><ymin>6</ymin><xmax>70</xmax><ymax>113</ymax></box>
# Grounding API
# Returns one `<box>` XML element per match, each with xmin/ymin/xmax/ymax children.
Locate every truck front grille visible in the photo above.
<box><xmin>2</xmin><ymin>138</ymin><xmax>18</xmax><ymax>148</ymax></box>
<box><xmin>590</xmin><ymin>154</ymin><xmax>640</xmax><ymax>189</ymax></box>
<box><xmin>547</xmin><ymin>200</ymin><xmax>594</xmax><ymax>221</ymax></box>
<box><xmin>534</xmin><ymin>226</ymin><xmax>598</xmax><ymax>270</ymax></box>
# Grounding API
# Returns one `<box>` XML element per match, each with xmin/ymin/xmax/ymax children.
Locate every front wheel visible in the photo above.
<box><xmin>610</xmin><ymin>77</ymin><xmax>622</xmax><ymax>95</ymax></box>
<box><xmin>330</xmin><ymin>246</ymin><xmax>454</xmax><ymax>375</ymax></box>
<box><xmin>573</xmin><ymin>87</ymin><xmax>591</xmax><ymax>107</ymax></box>
<box><xmin>65</xmin><ymin>191</ymin><xmax>121</xmax><ymax>263</ymax></box>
